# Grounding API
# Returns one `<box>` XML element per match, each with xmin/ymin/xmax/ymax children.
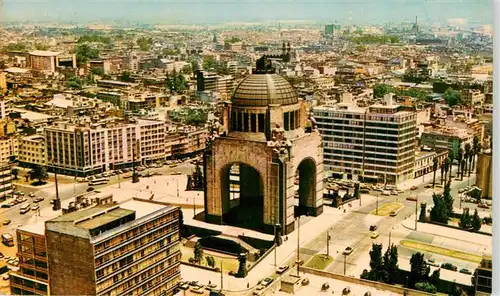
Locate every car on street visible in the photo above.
<box><xmin>426</xmin><ymin>258</ymin><xmax>439</xmax><ymax>267</ymax></box>
<box><xmin>381</xmin><ymin>190</ymin><xmax>391</xmax><ymax>196</ymax></box>
<box><xmin>389</xmin><ymin>211</ymin><xmax>397</xmax><ymax>217</ymax></box>
<box><xmin>369</xmin><ymin>225</ymin><xmax>377</xmax><ymax>231</ymax></box>
<box><xmin>343</xmin><ymin>246</ymin><xmax>354</xmax><ymax>255</ymax></box>
<box><xmin>425</xmin><ymin>184</ymin><xmax>433</xmax><ymax>188</ymax></box>
<box><xmin>261</xmin><ymin>277</ymin><xmax>273</xmax><ymax>287</ymax></box>
<box><xmin>276</xmin><ymin>265</ymin><xmax>289</xmax><ymax>274</ymax></box>
<box><xmin>16</xmin><ymin>191</ymin><xmax>24</xmax><ymax>196</ymax></box>
<box><xmin>301</xmin><ymin>278</ymin><xmax>310</xmax><ymax>286</ymax></box>
<box><xmin>28</xmin><ymin>192</ymin><xmax>35</xmax><ymax>197</ymax></box>
<box><xmin>32</xmin><ymin>205</ymin><xmax>40</xmax><ymax>211</ymax></box>
<box><xmin>441</xmin><ymin>263</ymin><xmax>458</xmax><ymax>271</ymax></box>
<box><xmin>406</xmin><ymin>196</ymin><xmax>417</xmax><ymax>201</ymax></box>
<box><xmin>370</xmin><ymin>231</ymin><xmax>379</xmax><ymax>239</ymax></box>
<box><xmin>390</xmin><ymin>191</ymin><xmax>398</xmax><ymax>196</ymax></box>
<box><xmin>2</xmin><ymin>274</ymin><xmax>9</xmax><ymax>281</ymax></box>
<box><xmin>410</xmin><ymin>186</ymin><xmax>418</xmax><ymax>190</ymax></box>
<box><xmin>478</xmin><ymin>204</ymin><xmax>490</xmax><ymax>209</ymax></box>
<box><xmin>459</xmin><ymin>268</ymin><xmax>472</xmax><ymax>275</ymax></box>
<box><xmin>171</xmin><ymin>172</ymin><xmax>182</xmax><ymax>175</ymax></box>
<box><xmin>169</xmin><ymin>163</ymin><xmax>178</xmax><ymax>168</ymax></box>
<box><xmin>435</xmin><ymin>184</ymin><xmax>443</xmax><ymax>188</ymax></box>
<box><xmin>3</xmin><ymin>219</ymin><xmax>11</xmax><ymax>226</ymax></box>
<box><xmin>190</xmin><ymin>286</ymin><xmax>204</xmax><ymax>294</ymax></box>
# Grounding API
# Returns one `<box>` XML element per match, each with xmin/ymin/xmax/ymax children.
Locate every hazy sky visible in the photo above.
<box><xmin>2</xmin><ymin>0</ymin><xmax>493</xmax><ymax>25</ymax></box>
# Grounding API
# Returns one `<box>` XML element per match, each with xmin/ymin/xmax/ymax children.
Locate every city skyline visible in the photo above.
<box><xmin>2</xmin><ymin>0</ymin><xmax>493</xmax><ymax>25</ymax></box>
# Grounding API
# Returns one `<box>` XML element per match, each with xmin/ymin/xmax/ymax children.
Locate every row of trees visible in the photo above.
<box><xmin>361</xmin><ymin>243</ymin><xmax>399</xmax><ymax>284</ymax></box>
<box><xmin>372</xmin><ymin>84</ymin><xmax>431</xmax><ymax>101</ymax></box>
<box><xmin>458</xmin><ymin>208</ymin><xmax>482</xmax><ymax>231</ymax></box>
<box><xmin>431</xmin><ymin>135</ymin><xmax>481</xmax><ymax>188</ymax></box>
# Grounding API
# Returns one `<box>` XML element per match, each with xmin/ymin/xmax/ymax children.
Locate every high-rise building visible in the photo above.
<box><xmin>44</xmin><ymin>119</ymin><xmax>166</xmax><ymax>176</ymax></box>
<box><xmin>10</xmin><ymin>199</ymin><xmax>181</xmax><ymax>296</ymax></box>
<box><xmin>196</xmin><ymin>70</ymin><xmax>235</xmax><ymax>100</ymax></box>
<box><xmin>313</xmin><ymin>103</ymin><xmax>417</xmax><ymax>185</ymax></box>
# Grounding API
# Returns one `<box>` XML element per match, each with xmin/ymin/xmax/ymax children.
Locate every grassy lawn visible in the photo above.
<box><xmin>304</xmin><ymin>254</ymin><xmax>333</xmax><ymax>270</ymax></box>
<box><xmin>181</xmin><ymin>246</ymin><xmax>240</xmax><ymax>273</ymax></box>
<box><xmin>400</xmin><ymin>240</ymin><xmax>482</xmax><ymax>263</ymax></box>
<box><xmin>370</xmin><ymin>202</ymin><xmax>403</xmax><ymax>216</ymax></box>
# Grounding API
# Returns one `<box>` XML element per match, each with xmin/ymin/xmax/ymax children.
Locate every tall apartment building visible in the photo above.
<box><xmin>0</xmin><ymin>136</ymin><xmax>18</xmax><ymax>163</ymax></box>
<box><xmin>18</xmin><ymin>135</ymin><xmax>46</xmax><ymax>167</ymax></box>
<box><xmin>460</xmin><ymin>89</ymin><xmax>484</xmax><ymax>107</ymax></box>
<box><xmin>44</xmin><ymin>119</ymin><xmax>166</xmax><ymax>176</ymax></box>
<box><xmin>0</xmin><ymin>162</ymin><xmax>13</xmax><ymax>201</ymax></box>
<box><xmin>10</xmin><ymin>199</ymin><xmax>181</xmax><ymax>296</ymax></box>
<box><xmin>313</xmin><ymin>103</ymin><xmax>417</xmax><ymax>185</ymax></box>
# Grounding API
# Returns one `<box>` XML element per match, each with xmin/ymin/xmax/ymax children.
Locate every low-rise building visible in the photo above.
<box><xmin>165</xmin><ymin>127</ymin><xmax>208</xmax><ymax>159</ymax></box>
<box><xmin>475</xmin><ymin>255</ymin><xmax>493</xmax><ymax>295</ymax></box>
<box><xmin>18</xmin><ymin>135</ymin><xmax>46</xmax><ymax>167</ymax></box>
<box><xmin>420</xmin><ymin>126</ymin><xmax>473</xmax><ymax>155</ymax></box>
<box><xmin>414</xmin><ymin>148</ymin><xmax>448</xmax><ymax>178</ymax></box>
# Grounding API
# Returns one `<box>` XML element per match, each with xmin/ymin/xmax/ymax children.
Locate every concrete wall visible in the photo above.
<box><xmin>46</xmin><ymin>230</ymin><xmax>96</xmax><ymax>295</ymax></box>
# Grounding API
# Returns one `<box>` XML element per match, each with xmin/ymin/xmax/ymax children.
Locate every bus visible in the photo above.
<box><xmin>89</xmin><ymin>178</ymin><xmax>109</xmax><ymax>186</ymax></box>
<box><xmin>1</xmin><ymin>233</ymin><xmax>14</xmax><ymax>247</ymax></box>
<box><xmin>20</xmin><ymin>204</ymin><xmax>31</xmax><ymax>214</ymax></box>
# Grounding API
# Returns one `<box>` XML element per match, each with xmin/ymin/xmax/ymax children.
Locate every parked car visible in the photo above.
<box><xmin>32</xmin><ymin>205</ymin><xmax>40</xmax><ymax>211</ymax></box>
<box><xmin>381</xmin><ymin>190</ymin><xmax>391</xmax><ymax>196</ymax></box>
<box><xmin>2</xmin><ymin>274</ymin><xmax>9</xmax><ymax>281</ymax></box>
<box><xmin>276</xmin><ymin>265</ymin><xmax>289</xmax><ymax>274</ymax></box>
<box><xmin>435</xmin><ymin>184</ymin><xmax>443</xmax><ymax>188</ymax></box>
<box><xmin>460</xmin><ymin>268</ymin><xmax>472</xmax><ymax>275</ymax></box>
<box><xmin>190</xmin><ymin>286</ymin><xmax>204</xmax><ymax>294</ymax></box>
<box><xmin>369</xmin><ymin>225</ymin><xmax>377</xmax><ymax>231</ymax></box>
<box><xmin>478</xmin><ymin>204</ymin><xmax>490</xmax><ymax>209</ymax></box>
<box><xmin>410</xmin><ymin>186</ymin><xmax>418</xmax><ymax>190</ymax></box>
<box><xmin>301</xmin><ymin>278</ymin><xmax>310</xmax><ymax>286</ymax></box>
<box><xmin>28</xmin><ymin>192</ymin><xmax>35</xmax><ymax>197</ymax></box>
<box><xmin>171</xmin><ymin>172</ymin><xmax>182</xmax><ymax>175</ymax></box>
<box><xmin>390</xmin><ymin>191</ymin><xmax>398</xmax><ymax>196</ymax></box>
<box><xmin>389</xmin><ymin>211</ymin><xmax>397</xmax><ymax>217</ymax></box>
<box><xmin>370</xmin><ymin>231</ymin><xmax>379</xmax><ymax>239</ymax></box>
<box><xmin>261</xmin><ymin>277</ymin><xmax>273</xmax><ymax>287</ymax></box>
<box><xmin>425</xmin><ymin>184</ymin><xmax>433</xmax><ymax>188</ymax></box>
<box><xmin>426</xmin><ymin>258</ymin><xmax>439</xmax><ymax>267</ymax></box>
<box><xmin>441</xmin><ymin>263</ymin><xmax>458</xmax><ymax>271</ymax></box>
<box><xmin>321</xmin><ymin>282</ymin><xmax>330</xmax><ymax>291</ymax></box>
<box><xmin>406</xmin><ymin>196</ymin><xmax>417</xmax><ymax>202</ymax></box>
<box><xmin>343</xmin><ymin>246</ymin><xmax>354</xmax><ymax>255</ymax></box>
<box><xmin>3</xmin><ymin>219</ymin><xmax>11</xmax><ymax>226</ymax></box>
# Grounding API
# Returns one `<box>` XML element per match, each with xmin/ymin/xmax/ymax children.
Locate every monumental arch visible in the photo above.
<box><xmin>203</xmin><ymin>57</ymin><xmax>323</xmax><ymax>235</ymax></box>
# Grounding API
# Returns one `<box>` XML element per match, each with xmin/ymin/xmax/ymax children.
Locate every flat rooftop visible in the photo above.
<box><xmin>75</xmin><ymin>208</ymin><xmax>135</xmax><ymax>230</ymax></box>
<box><xmin>29</xmin><ymin>50</ymin><xmax>61</xmax><ymax>57</ymax></box>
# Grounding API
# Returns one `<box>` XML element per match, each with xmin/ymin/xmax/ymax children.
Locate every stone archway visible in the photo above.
<box><xmin>220</xmin><ymin>162</ymin><xmax>265</xmax><ymax>230</ymax></box>
<box><xmin>296</xmin><ymin>157</ymin><xmax>317</xmax><ymax>216</ymax></box>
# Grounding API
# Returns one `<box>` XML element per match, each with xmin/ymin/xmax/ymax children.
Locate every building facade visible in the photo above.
<box><xmin>420</xmin><ymin>127</ymin><xmax>473</xmax><ymax>155</ymax></box>
<box><xmin>204</xmin><ymin>62</ymin><xmax>324</xmax><ymax>235</ymax></box>
<box><xmin>476</xmin><ymin>150</ymin><xmax>492</xmax><ymax>199</ymax></box>
<box><xmin>9</xmin><ymin>229</ymin><xmax>50</xmax><ymax>295</ymax></box>
<box><xmin>0</xmin><ymin>162</ymin><xmax>13</xmax><ymax>201</ymax></box>
<box><xmin>18</xmin><ymin>135</ymin><xmax>46</xmax><ymax>167</ymax></box>
<box><xmin>45</xmin><ymin>201</ymin><xmax>180</xmax><ymax>296</ymax></box>
<box><xmin>165</xmin><ymin>127</ymin><xmax>208</xmax><ymax>159</ymax></box>
<box><xmin>44</xmin><ymin>119</ymin><xmax>166</xmax><ymax>176</ymax></box>
<box><xmin>475</xmin><ymin>255</ymin><xmax>492</xmax><ymax>295</ymax></box>
<box><xmin>314</xmin><ymin>103</ymin><xmax>417</xmax><ymax>185</ymax></box>
<box><xmin>196</xmin><ymin>71</ymin><xmax>235</xmax><ymax>100</ymax></box>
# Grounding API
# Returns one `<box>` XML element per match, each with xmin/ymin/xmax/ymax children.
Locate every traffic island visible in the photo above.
<box><xmin>400</xmin><ymin>240</ymin><xmax>482</xmax><ymax>263</ymax></box>
<box><xmin>305</xmin><ymin>254</ymin><xmax>333</xmax><ymax>270</ymax></box>
<box><xmin>370</xmin><ymin>202</ymin><xmax>403</xmax><ymax>216</ymax></box>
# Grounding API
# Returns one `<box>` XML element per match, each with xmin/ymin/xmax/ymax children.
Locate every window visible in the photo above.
<box><xmin>243</xmin><ymin>113</ymin><xmax>249</xmax><ymax>132</ymax></box>
<box><xmin>258</xmin><ymin>114</ymin><xmax>265</xmax><ymax>132</ymax></box>
<box><xmin>250</xmin><ymin>114</ymin><xmax>257</xmax><ymax>132</ymax></box>
<box><xmin>284</xmin><ymin>112</ymin><xmax>290</xmax><ymax>131</ymax></box>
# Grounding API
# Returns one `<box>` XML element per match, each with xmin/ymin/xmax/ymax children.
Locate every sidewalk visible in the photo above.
<box><xmin>401</xmin><ymin>215</ymin><xmax>492</xmax><ymax>253</ymax></box>
<box><xmin>178</xmin><ymin>194</ymin><xmax>378</xmax><ymax>291</ymax></box>
<box><xmin>398</xmin><ymin>166</ymin><xmax>460</xmax><ymax>191</ymax></box>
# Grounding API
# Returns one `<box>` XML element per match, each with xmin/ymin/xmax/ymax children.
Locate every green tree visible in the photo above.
<box><xmin>457</xmin><ymin>147</ymin><xmax>464</xmax><ymax>178</ymax></box>
<box><xmin>137</xmin><ymin>36</ymin><xmax>153</xmax><ymax>51</ymax></box>
<box><xmin>353</xmin><ymin>182</ymin><xmax>360</xmax><ymax>199</ymax></box>
<box><xmin>181</xmin><ymin>64</ymin><xmax>192</xmax><ymax>75</ymax></box>
<box><xmin>414</xmin><ymin>282</ymin><xmax>437</xmax><ymax>293</ymax></box>
<box><xmin>459</xmin><ymin>208</ymin><xmax>471</xmax><ymax>229</ymax></box>
<box><xmin>28</xmin><ymin>165</ymin><xmax>49</xmax><ymax>185</ymax></box>
<box><xmin>443</xmin><ymin>87</ymin><xmax>462</xmax><ymax>107</ymax></box>
<box><xmin>464</xmin><ymin>143</ymin><xmax>472</xmax><ymax>177</ymax></box>
<box><xmin>75</xmin><ymin>44</ymin><xmax>100</xmax><ymax>66</ymax></box>
<box><xmin>448</xmin><ymin>151</ymin><xmax>455</xmax><ymax>183</ymax></box>
<box><xmin>430</xmin><ymin>193</ymin><xmax>449</xmax><ymax>223</ymax></box>
<box><xmin>90</xmin><ymin>67</ymin><xmax>105</xmax><ymax>76</ymax></box>
<box><xmin>121</xmin><ymin>71</ymin><xmax>132</xmax><ymax>82</ymax></box>
<box><xmin>432</xmin><ymin>158</ymin><xmax>438</xmax><ymax>188</ymax></box>
<box><xmin>382</xmin><ymin>244</ymin><xmax>399</xmax><ymax>284</ymax></box>
<box><xmin>67</xmin><ymin>76</ymin><xmax>83</xmax><ymax>89</ymax></box>
<box><xmin>429</xmin><ymin>269</ymin><xmax>440</xmax><ymax>287</ymax></box>
<box><xmin>34</xmin><ymin>43</ymin><xmax>50</xmax><ymax>50</ymax></box>
<box><xmin>409</xmin><ymin>252</ymin><xmax>430</xmax><ymax>288</ymax></box>
<box><xmin>471</xmin><ymin>209</ymin><xmax>482</xmax><ymax>231</ymax></box>
<box><xmin>194</xmin><ymin>241</ymin><xmax>203</xmax><ymax>264</ymax></box>
<box><xmin>367</xmin><ymin>243</ymin><xmax>384</xmax><ymax>281</ymax></box>
<box><xmin>472</xmin><ymin>135</ymin><xmax>480</xmax><ymax>172</ymax></box>
<box><xmin>373</xmin><ymin>84</ymin><xmax>393</xmax><ymax>98</ymax></box>
<box><xmin>460</xmin><ymin>159</ymin><xmax>466</xmax><ymax>181</ymax></box>
<box><xmin>192</xmin><ymin>163</ymin><xmax>204</xmax><ymax>190</ymax></box>
<box><xmin>443</xmin><ymin>157</ymin><xmax>450</xmax><ymax>185</ymax></box>
<box><xmin>11</xmin><ymin>168</ymin><xmax>19</xmax><ymax>180</ymax></box>
<box><xmin>442</xmin><ymin>181</ymin><xmax>454</xmax><ymax>217</ymax></box>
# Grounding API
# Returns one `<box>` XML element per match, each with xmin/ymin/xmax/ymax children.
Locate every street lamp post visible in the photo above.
<box><xmin>376</xmin><ymin>193</ymin><xmax>379</xmax><ymax>215</ymax></box>
<box><xmin>326</xmin><ymin>231</ymin><xmax>331</xmax><ymax>257</ymax></box>
<box><xmin>343</xmin><ymin>253</ymin><xmax>347</xmax><ymax>275</ymax></box>
<box><xmin>415</xmin><ymin>194</ymin><xmax>419</xmax><ymax>231</ymax></box>
<box><xmin>296</xmin><ymin>216</ymin><xmax>300</xmax><ymax>277</ymax></box>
